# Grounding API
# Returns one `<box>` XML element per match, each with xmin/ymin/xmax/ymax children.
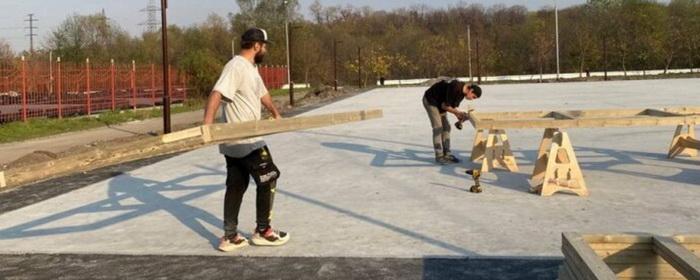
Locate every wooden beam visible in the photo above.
<box><xmin>582</xmin><ymin>234</ymin><xmax>653</xmax><ymax>244</ymax></box>
<box><xmin>675</xmin><ymin>235</ymin><xmax>700</xmax><ymax>244</ymax></box>
<box><xmin>474</xmin><ymin>115</ymin><xmax>700</xmax><ymax>130</ymax></box>
<box><xmin>162</xmin><ymin>109</ymin><xmax>383</xmax><ymax>144</ymax></box>
<box><xmin>653</xmin><ymin>235</ymin><xmax>700</xmax><ymax>280</ymax></box>
<box><xmin>0</xmin><ymin>171</ymin><xmax>6</xmax><ymax>188</ymax></box>
<box><xmin>3</xmin><ymin>110</ymin><xmax>382</xmax><ymax>189</ymax></box>
<box><xmin>679</xmin><ymin>136</ymin><xmax>700</xmax><ymax>150</ymax></box>
<box><xmin>562</xmin><ymin>232</ymin><xmax>618</xmax><ymax>280</ymax></box>
<box><xmin>664</xmin><ymin>106</ymin><xmax>700</xmax><ymax>115</ymax></box>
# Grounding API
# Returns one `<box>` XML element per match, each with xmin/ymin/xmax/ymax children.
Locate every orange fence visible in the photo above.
<box><xmin>0</xmin><ymin>57</ymin><xmax>288</xmax><ymax>124</ymax></box>
<box><xmin>0</xmin><ymin>58</ymin><xmax>188</xmax><ymax>123</ymax></box>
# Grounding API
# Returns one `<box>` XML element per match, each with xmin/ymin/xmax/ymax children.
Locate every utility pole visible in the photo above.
<box><xmin>603</xmin><ymin>36</ymin><xmax>608</xmax><ymax>81</ymax></box>
<box><xmin>161</xmin><ymin>0</ymin><xmax>171</xmax><ymax>134</ymax></box>
<box><xmin>333</xmin><ymin>40</ymin><xmax>342</xmax><ymax>91</ymax></box>
<box><xmin>25</xmin><ymin>14</ymin><xmax>38</xmax><ymax>54</ymax></box>
<box><xmin>283</xmin><ymin>0</ymin><xmax>294</xmax><ymax>106</ymax></box>
<box><xmin>467</xmin><ymin>24</ymin><xmax>473</xmax><ymax>83</ymax></box>
<box><xmin>358</xmin><ymin>46</ymin><xmax>362</xmax><ymax>88</ymax></box>
<box><xmin>476</xmin><ymin>34</ymin><xmax>481</xmax><ymax>84</ymax></box>
<box><xmin>555</xmin><ymin>0</ymin><xmax>561</xmax><ymax>81</ymax></box>
<box><xmin>140</xmin><ymin>0</ymin><xmax>161</xmax><ymax>33</ymax></box>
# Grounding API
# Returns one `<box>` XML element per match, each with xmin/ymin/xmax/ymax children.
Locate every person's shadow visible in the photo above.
<box><xmin>0</xmin><ymin>165</ymin><xmax>226</xmax><ymax>249</ymax></box>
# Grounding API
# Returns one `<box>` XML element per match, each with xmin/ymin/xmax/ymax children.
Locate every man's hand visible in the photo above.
<box><xmin>261</xmin><ymin>93</ymin><xmax>281</xmax><ymax>120</ymax></box>
<box><xmin>456</xmin><ymin>111</ymin><xmax>469</xmax><ymax>122</ymax></box>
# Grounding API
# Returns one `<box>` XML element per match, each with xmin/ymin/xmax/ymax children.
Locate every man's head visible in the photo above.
<box><xmin>240</xmin><ymin>28</ymin><xmax>271</xmax><ymax>64</ymax></box>
<box><xmin>463</xmin><ymin>84</ymin><xmax>482</xmax><ymax>100</ymax></box>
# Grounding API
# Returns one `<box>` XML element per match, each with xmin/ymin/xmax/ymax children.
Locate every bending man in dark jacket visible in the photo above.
<box><xmin>422</xmin><ymin>79</ymin><xmax>482</xmax><ymax>165</ymax></box>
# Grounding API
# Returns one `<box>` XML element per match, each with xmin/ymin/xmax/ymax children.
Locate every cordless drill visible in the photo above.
<box><xmin>465</xmin><ymin>169</ymin><xmax>483</xmax><ymax>193</ymax></box>
<box><xmin>454</xmin><ymin>109</ymin><xmax>474</xmax><ymax>130</ymax></box>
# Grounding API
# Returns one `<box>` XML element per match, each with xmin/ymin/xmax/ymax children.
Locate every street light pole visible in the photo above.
<box><xmin>555</xmin><ymin>0</ymin><xmax>561</xmax><ymax>81</ymax></box>
<box><xmin>358</xmin><ymin>46</ymin><xmax>362</xmax><ymax>88</ymax></box>
<box><xmin>161</xmin><ymin>0</ymin><xmax>171</xmax><ymax>134</ymax></box>
<box><xmin>283</xmin><ymin>0</ymin><xmax>294</xmax><ymax>106</ymax></box>
<box><xmin>467</xmin><ymin>24</ymin><xmax>472</xmax><ymax>83</ymax></box>
<box><xmin>333</xmin><ymin>40</ymin><xmax>341</xmax><ymax>91</ymax></box>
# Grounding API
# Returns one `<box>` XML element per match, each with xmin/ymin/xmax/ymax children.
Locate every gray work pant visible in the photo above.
<box><xmin>422</xmin><ymin>97</ymin><xmax>451</xmax><ymax>157</ymax></box>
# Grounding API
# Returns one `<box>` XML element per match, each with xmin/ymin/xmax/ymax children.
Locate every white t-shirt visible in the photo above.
<box><xmin>212</xmin><ymin>55</ymin><xmax>268</xmax><ymax>158</ymax></box>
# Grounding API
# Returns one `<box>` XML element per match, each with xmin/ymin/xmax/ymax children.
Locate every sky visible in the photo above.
<box><xmin>0</xmin><ymin>0</ymin><xmax>592</xmax><ymax>53</ymax></box>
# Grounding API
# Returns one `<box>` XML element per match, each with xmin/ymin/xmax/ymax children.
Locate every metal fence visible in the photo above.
<box><xmin>0</xmin><ymin>57</ymin><xmax>288</xmax><ymax>124</ymax></box>
<box><xmin>0</xmin><ymin>58</ymin><xmax>189</xmax><ymax>123</ymax></box>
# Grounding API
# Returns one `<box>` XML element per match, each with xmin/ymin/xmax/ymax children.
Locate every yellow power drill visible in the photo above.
<box><xmin>465</xmin><ymin>169</ymin><xmax>483</xmax><ymax>193</ymax></box>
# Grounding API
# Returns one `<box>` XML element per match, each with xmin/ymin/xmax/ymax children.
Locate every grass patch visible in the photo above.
<box><xmin>0</xmin><ymin>99</ymin><xmax>205</xmax><ymax>143</ymax></box>
<box><xmin>269</xmin><ymin>88</ymin><xmax>310</xmax><ymax>97</ymax></box>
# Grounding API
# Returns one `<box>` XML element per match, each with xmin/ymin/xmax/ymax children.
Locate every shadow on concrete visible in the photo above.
<box><xmin>1</xmin><ymin>162</ymin><xmax>480</xmax><ymax>256</ymax></box>
<box><xmin>0</xmin><ymin>166</ymin><xmax>225</xmax><ymax>249</ymax></box>
<box><xmin>193</xmin><ymin>165</ymin><xmax>477</xmax><ymax>256</ymax></box>
<box><xmin>320</xmin><ymin>141</ymin><xmax>535</xmax><ymax>194</ymax></box>
<box><xmin>421</xmin><ymin>256</ymin><xmax>561</xmax><ymax>280</ymax></box>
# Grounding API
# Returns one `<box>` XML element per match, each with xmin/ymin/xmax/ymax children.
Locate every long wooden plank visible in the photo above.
<box><xmin>653</xmin><ymin>235</ymin><xmax>700</xmax><ymax>280</ymax></box>
<box><xmin>664</xmin><ymin>106</ymin><xmax>700</xmax><ymax>115</ymax></box>
<box><xmin>0</xmin><ymin>171</ymin><xmax>6</xmax><ymax>188</ymax></box>
<box><xmin>590</xmin><ymin>243</ymin><xmax>653</xmax><ymax>251</ymax></box>
<box><xmin>474</xmin><ymin>115</ymin><xmax>700</xmax><ymax>129</ymax></box>
<box><xmin>675</xmin><ymin>235</ymin><xmax>700</xmax><ymax>244</ymax></box>
<box><xmin>679</xmin><ymin>136</ymin><xmax>700</xmax><ymax>150</ymax></box>
<box><xmin>3</xmin><ymin>110</ymin><xmax>383</xmax><ymax>189</ymax></box>
<box><xmin>562</xmin><ymin>232</ymin><xmax>618</xmax><ymax>280</ymax></box>
<box><xmin>582</xmin><ymin>234</ymin><xmax>653</xmax><ymax>244</ymax></box>
<box><xmin>161</xmin><ymin>109</ymin><xmax>383</xmax><ymax>144</ymax></box>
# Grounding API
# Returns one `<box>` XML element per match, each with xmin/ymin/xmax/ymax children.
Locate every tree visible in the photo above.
<box><xmin>0</xmin><ymin>39</ymin><xmax>14</xmax><ymax>63</ymax></box>
<box><xmin>45</xmin><ymin>13</ymin><xmax>132</xmax><ymax>63</ymax></box>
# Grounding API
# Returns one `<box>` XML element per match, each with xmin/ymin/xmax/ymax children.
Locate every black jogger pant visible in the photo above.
<box><xmin>223</xmin><ymin>146</ymin><xmax>280</xmax><ymax>238</ymax></box>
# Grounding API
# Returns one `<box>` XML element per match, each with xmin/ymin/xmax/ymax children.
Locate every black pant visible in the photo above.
<box><xmin>223</xmin><ymin>146</ymin><xmax>280</xmax><ymax>238</ymax></box>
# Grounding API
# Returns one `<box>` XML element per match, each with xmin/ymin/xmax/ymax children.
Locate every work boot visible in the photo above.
<box><xmin>251</xmin><ymin>226</ymin><xmax>290</xmax><ymax>246</ymax></box>
<box><xmin>217</xmin><ymin>233</ymin><xmax>248</xmax><ymax>252</ymax></box>
<box><xmin>435</xmin><ymin>156</ymin><xmax>451</xmax><ymax>165</ymax></box>
<box><xmin>444</xmin><ymin>154</ymin><xmax>461</xmax><ymax>163</ymax></box>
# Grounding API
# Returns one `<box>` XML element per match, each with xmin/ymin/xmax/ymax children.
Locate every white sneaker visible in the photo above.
<box><xmin>217</xmin><ymin>234</ymin><xmax>248</xmax><ymax>252</ymax></box>
<box><xmin>250</xmin><ymin>226</ymin><xmax>290</xmax><ymax>246</ymax></box>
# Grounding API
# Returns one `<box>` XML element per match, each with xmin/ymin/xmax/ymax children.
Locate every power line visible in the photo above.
<box><xmin>140</xmin><ymin>0</ymin><xmax>161</xmax><ymax>33</ymax></box>
<box><xmin>24</xmin><ymin>13</ymin><xmax>38</xmax><ymax>54</ymax></box>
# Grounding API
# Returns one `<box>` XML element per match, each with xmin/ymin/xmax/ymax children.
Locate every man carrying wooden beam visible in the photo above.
<box><xmin>203</xmin><ymin>28</ymin><xmax>289</xmax><ymax>252</ymax></box>
<box><xmin>422</xmin><ymin>79</ymin><xmax>482</xmax><ymax>164</ymax></box>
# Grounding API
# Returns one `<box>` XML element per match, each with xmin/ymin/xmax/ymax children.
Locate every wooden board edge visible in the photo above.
<box><xmin>562</xmin><ymin>232</ymin><xmax>618</xmax><ymax>280</ymax></box>
<box><xmin>653</xmin><ymin>235</ymin><xmax>700</xmax><ymax>280</ymax></box>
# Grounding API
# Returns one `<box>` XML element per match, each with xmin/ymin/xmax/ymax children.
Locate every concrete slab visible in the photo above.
<box><xmin>1</xmin><ymin>79</ymin><xmax>699</xmax><ymax>258</ymax></box>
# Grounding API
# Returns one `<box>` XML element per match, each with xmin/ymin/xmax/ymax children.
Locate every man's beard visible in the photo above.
<box><xmin>254</xmin><ymin>52</ymin><xmax>265</xmax><ymax>64</ymax></box>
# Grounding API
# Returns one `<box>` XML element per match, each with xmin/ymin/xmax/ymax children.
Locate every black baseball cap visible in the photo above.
<box><xmin>241</xmin><ymin>28</ymin><xmax>271</xmax><ymax>44</ymax></box>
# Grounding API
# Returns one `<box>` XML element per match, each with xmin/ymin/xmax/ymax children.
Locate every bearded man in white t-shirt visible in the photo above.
<box><xmin>203</xmin><ymin>28</ymin><xmax>289</xmax><ymax>252</ymax></box>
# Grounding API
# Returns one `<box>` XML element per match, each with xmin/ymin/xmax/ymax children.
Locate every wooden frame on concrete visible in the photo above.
<box><xmin>560</xmin><ymin>233</ymin><xmax>700</xmax><ymax>280</ymax></box>
<box><xmin>467</xmin><ymin>107</ymin><xmax>699</xmax><ymax>196</ymax></box>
